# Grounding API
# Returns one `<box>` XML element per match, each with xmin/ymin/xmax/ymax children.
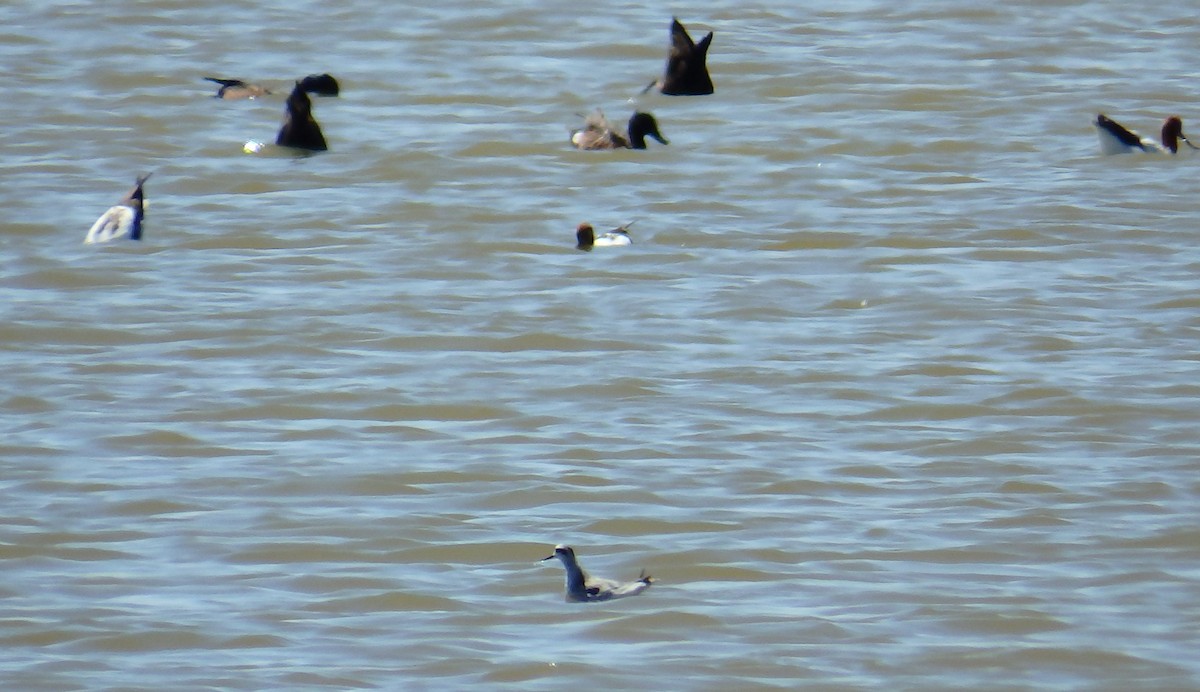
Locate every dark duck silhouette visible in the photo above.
<box><xmin>299</xmin><ymin>73</ymin><xmax>340</xmax><ymax>96</ymax></box>
<box><xmin>85</xmin><ymin>174</ymin><xmax>151</xmax><ymax>244</ymax></box>
<box><xmin>276</xmin><ymin>81</ymin><xmax>328</xmax><ymax>151</ymax></box>
<box><xmin>204</xmin><ymin>77</ymin><xmax>271</xmax><ymax>100</ymax></box>
<box><xmin>647</xmin><ymin>18</ymin><xmax>713</xmax><ymax>95</ymax></box>
<box><xmin>571</xmin><ymin>109</ymin><xmax>668</xmax><ymax>150</ymax></box>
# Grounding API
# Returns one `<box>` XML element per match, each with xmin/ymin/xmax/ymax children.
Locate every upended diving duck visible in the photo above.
<box><xmin>275</xmin><ymin>81</ymin><xmax>328</xmax><ymax>151</ymax></box>
<box><xmin>570</xmin><ymin>109</ymin><xmax>668</xmax><ymax>150</ymax></box>
<box><xmin>85</xmin><ymin>174</ymin><xmax>151</xmax><ymax>244</ymax></box>
<box><xmin>646</xmin><ymin>17</ymin><xmax>714</xmax><ymax>96</ymax></box>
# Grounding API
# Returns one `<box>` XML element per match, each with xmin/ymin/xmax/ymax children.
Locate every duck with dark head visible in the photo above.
<box><xmin>571</xmin><ymin>109</ymin><xmax>668</xmax><ymax>150</ymax></box>
<box><xmin>276</xmin><ymin>81</ymin><xmax>328</xmax><ymax>151</ymax></box>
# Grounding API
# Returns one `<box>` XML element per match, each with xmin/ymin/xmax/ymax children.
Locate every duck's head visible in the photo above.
<box><xmin>1162</xmin><ymin>116</ymin><xmax>1199</xmax><ymax>153</ymax></box>
<box><xmin>628</xmin><ymin>112</ymin><xmax>669</xmax><ymax>148</ymax></box>
<box><xmin>575</xmin><ymin>223</ymin><xmax>596</xmax><ymax>250</ymax></box>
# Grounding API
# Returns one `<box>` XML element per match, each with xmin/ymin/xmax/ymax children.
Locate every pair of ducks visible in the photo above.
<box><xmin>207</xmin><ymin>72</ymin><xmax>340</xmax><ymax>153</ymax></box>
<box><xmin>84</xmin><ymin>178</ymin><xmax>639</xmax><ymax>250</ymax></box>
<box><xmin>570</xmin><ymin>17</ymin><xmax>713</xmax><ymax>151</ymax></box>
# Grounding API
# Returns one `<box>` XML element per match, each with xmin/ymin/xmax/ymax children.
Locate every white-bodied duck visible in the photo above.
<box><xmin>575</xmin><ymin>222</ymin><xmax>633</xmax><ymax>251</ymax></box>
<box><xmin>1094</xmin><ymin>113</ymin><xmax>1198</xmax><ymax>154</ymax></box>
<box><xmin>85</xmin><ymin>174</ymin><xmax>151</xmax><ymax>244</ymax></box>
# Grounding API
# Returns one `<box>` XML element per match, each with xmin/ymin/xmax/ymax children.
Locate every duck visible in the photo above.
<box><xmin>576</xmin><ymin>222</ymin><xmax>633</xmax><ymax>250</ymax></box>
<box><xmin>299</xmin><ymin>73</ymin><xmax>340</xmax><ymax>97</ymax></box>
<box><xmin>571</xmin><ymin>109</ymin><xmax>668</xmax><ymax>150</ymax></box>
<box><xmin>85</xmin><ymin>174</ymin><xmax>151</xmax><ymax>244</ymax></box>
<box><xmin>645</xmin><ymin>17</ymin><xmax>713</xmax><ymax>96</ymax></box>
<box><xmin>542</xmin><ymin>545</ymin><xmax>655</xmax><ymax>602</ymax></box>
<box><xmin>276</xmin><ymin>81</ymin><xmax>328</xmax><ymax>151</ymax></box>
<box><xmin>204</xmin><ymin>77</ymin><xmax>271</xmax><ymax>100</ymax></box>
<box><xmin>1094</xmin><ymin>113</ymin><xmax>1198</xmax><ymax>155</ymax></box>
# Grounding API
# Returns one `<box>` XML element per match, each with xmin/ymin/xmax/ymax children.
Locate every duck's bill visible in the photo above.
<box><xmin>541</xmin><ymin>553</ymin><xmax>556</xmax><ymax>561</ymax></box>
<box><xmin>1184</xmin><ymin>136</ymin><xmax>1200</xmax><ymax>151</ymax></box>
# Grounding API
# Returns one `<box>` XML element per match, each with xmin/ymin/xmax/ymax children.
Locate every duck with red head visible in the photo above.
<box><xmin>1094</xmin><ymin>113</ymin><xmax>1198</xmax><ymax>155</ymax></box>
<box><xmin>575</xmin><ymin>222</ymin><xmax>633</xmax><ymax>251</ymax></box>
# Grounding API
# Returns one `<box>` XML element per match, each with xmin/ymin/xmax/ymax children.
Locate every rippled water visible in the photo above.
<box><xmin>3</xmin><ymin>1</ymin><xmax>1200</xmax><ymax>689</ymax></box>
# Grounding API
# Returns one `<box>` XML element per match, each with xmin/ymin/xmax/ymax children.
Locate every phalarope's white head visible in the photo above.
<box><xmin>542</xmin><ymin>544</ymin><xmax>655</xmax><ymax>602</ymax></box>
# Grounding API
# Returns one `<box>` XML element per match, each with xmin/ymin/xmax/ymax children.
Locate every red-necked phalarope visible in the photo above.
<box><xmin>542</xmin><ymin>544</ymin><xmax>655</xmax><ymax>602</ymax></box>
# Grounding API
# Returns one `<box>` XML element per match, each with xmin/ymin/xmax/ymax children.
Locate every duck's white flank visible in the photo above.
<box><xmin>85</xmin><ymin>174</ymin><xmax>150</xmax><ymax>244</ymax></box>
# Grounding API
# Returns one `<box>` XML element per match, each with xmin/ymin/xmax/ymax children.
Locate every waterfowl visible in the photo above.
<box><xmin>299</xmin><ymin>73</ymin><xmax>340</xmax><ymax>97</ymax></box>
<box><xmin>85</xmin><ymin>174</ymin><xmax>151</xmax><ymax>244</ymax></box>
<box><xmin>542</xmin><ymin>545</ymin><xmax>655</xmax><ymax>602</ymax></box>
<box><xmin>204</xmin><ymin>77</ymin><xmax>271</xmax><ymax>100</ymax></box>
<box><xmin>276</xmin><ymin>81</ymin><xmax>328</xmax><ymax>151</ymax></box>
<box><xmin>1094</xmin><ymin>113</ymin><xmax>1198</xmax><ymax>154</ymax></box>
<box><xmin>571</xmin><ymin>110</ymin><xmax>668</xmax><ymax>150</ymax></box>
<box><xmin>646</xmin><ymin>18</ymin><xmax>714</xmax><ymax>96</ymax></box>
<box><xmin>576</xmin><ymin>222</ymin><xmax>633</xmax><ymax>250</ymax></box>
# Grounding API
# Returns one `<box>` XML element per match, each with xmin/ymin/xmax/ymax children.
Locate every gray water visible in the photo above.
<box><xmin>3</xmin><ymin>1</ymin><xmax>1200</xmax><ymax>689</ymax></box>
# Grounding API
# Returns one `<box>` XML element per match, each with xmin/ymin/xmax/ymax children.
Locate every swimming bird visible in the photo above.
<box><xmin>276</xmin><ymin>81</ymin><xmax>328</xmax><ymax>151</ymax></box>
<box><xmin>645</xmin><ymin>17</ymin><xmax>713</xmax><ymax>96</ymax></box>
<box><xmin>571</xmin><ymin>110</ymin><xmax>668</xmax><ymax>150</ymax></box>
<box><xmin>1094</xmin><ymin>113</ymin><xmax>1198</xmax><ymax>155</ymax></box>
<box><xmin>542</xmin><ymin>545</ymin><xmax>655</xmax><ymax>602</ymax></box>
<box><xmin>576</xmin><ymin>222</ymin><xmax>633</xmax><ymax>251</ymax></box>
<box><xmin>85</xmin><ymin>174</ymin><xmax>151</xmax><ymax>244</ymax></box>
<box><xmin>299</xmin><ymin>73</ymin><xmax>340</xmax><ymax>97</ymax></box>
<box><xmin>204</xmin><ymin>77</ymin><xmax>271</xmax><ymax>100</ymax></box>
